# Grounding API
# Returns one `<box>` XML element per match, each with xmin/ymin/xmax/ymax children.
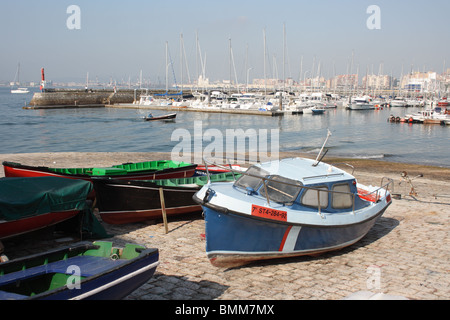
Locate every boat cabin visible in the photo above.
<box><xmin>233</xmin><ymin>159</ymin><xmax>369</xmax><ymax>214</ymax></box>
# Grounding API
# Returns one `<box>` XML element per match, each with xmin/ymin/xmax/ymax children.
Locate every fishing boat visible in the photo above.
<box><xmin>0</xmin><ymin>177</ymin><xmax>100</xmax><ymax>240</ymax></box>
<box><xmin>92</xmin><ymin>172</ymin><xmax>240</xmax><ymax>225</ymax></box>
<box><xmin>2</xmin><ymin>160</ymin><xmax>197</xmax><ymax>181</ymax></box>
<box><xmin>144</xmin><ymin>113</ymin><xmax>177</xmax><ymax>121</ymax></box>
<box><xmin>0</xmin><ymin>241</ymin><xmax>159</xmax><ymax>300</ymax></box>
<box><xmin>192</xmin><ymin>133</ymin><xmax>393</xmax><ymax>267</ymax></box>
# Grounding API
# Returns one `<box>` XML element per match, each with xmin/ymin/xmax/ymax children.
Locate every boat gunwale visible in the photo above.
<box><xmin>2</xmin><ymin>160</ymin><xmax>197</xmax><ymax>178</ymax></box>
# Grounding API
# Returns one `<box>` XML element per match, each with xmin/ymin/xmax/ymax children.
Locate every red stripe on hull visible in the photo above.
<box><xmin>0</xmin><ymin>210</ymin><xmax>80</xmax><ymax>240</ymax></box>
<box><xmin>278</xmin><ymin>226</ymin><xmax>292</xmax><ymax>251</ymax></box>
<box><xmin>3</xmin><ymin>166</ymin><xmax>196</xmax><ymax>181</ymax></box>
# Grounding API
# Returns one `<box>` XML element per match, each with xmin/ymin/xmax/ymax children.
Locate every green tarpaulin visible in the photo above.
<box><xmin>0</xmin><ymin>177</ymin><xmax>109</xmax><ymax>239</ymax></box>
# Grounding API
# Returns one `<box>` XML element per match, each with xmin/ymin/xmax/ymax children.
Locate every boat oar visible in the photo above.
<box><xmin>159</xmin><ymin>188</ymin><xmax>169</xmax><ymax>234</ymax></box>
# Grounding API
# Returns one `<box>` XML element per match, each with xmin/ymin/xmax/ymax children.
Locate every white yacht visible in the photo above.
<box><xmin>348</xmin><ymin>96</ymin><xmax>375</xmax><ymax>110</ymax></box>
<box><xmin>11</xmin><ymin>87</ymin><xmax>29</xmax><ymax>94</ymax></box>
<box><xmin>390</xmin><ymin>97</ymin><xmax>407</xmax><ymax>107</ymax></box>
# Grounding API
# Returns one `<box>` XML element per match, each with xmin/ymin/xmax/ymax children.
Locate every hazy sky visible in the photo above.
<box><xmin>1</xmin><ymin>0</ymin><xmax>449</xmax><ymax>85</ymax></box>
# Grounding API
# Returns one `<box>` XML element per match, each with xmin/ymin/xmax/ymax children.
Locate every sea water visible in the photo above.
<box><xmin>0</xmin><ymin>87</ymin><xmax>448</xmax><ymax>168</ymax></box>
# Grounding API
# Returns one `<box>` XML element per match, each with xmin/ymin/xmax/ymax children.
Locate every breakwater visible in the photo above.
<box><xmin>28</xmin><ymin>88</ymin><xmax>180</xmax><ymax>107</ymax></box>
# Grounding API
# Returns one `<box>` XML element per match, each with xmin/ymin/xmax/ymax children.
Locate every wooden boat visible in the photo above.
<box><xmin>0</xmin><ymin>177</ymin><xmax>102</xmax><ymax>240</ymax></box>
<box><xmin>195</xmin><ymin>164</ymin><xmax>243</xmax><ymax>176</ymax></box>
<box><xmin>0</xmin><ymin>241</ymin><xmax>159</xmax><ymax>300</ymax></box>
<box><xmin>144</xmin><ymin>113</ymin><xmax>177</xmax><ymax>121</ymax></box>
<box><xmin>2</xmin><ymin>160</ymin><xmax>197</xmax><ymax>181</ymax></box>
<box><xmin>193</xmin><ymin>157</ymin><xmax>393</xmax><ymax>268</ymax></box>
<box><xmin>93</xmin><ymin>172</ymin><xmax>240</xmax><ymax>225</ymax></box>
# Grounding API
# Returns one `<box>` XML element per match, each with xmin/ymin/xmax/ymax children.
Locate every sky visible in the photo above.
<box><xmin>1</xmin><ymin>0</ymin><xmax>449</xmax><ymax>85</ymax></box>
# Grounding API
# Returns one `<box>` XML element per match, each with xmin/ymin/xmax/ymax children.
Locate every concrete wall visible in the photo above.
<box><xmin>29</xmin><ymin>89</ymin><xmax>179</xmax><ymax>106</ymax></box>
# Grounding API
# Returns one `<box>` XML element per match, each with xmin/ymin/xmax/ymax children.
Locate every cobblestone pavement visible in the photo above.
<box><xmin>1</xmin><ymin>153</ymin><xmax>448</xmax><ymax>300</ymax></box>
<box><xmin>107</xmin><ymin>173</ymin><xmax>448</xmax><ymax>300</ymax></box>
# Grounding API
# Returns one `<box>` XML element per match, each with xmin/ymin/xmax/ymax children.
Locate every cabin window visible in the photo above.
<box><xmin>332</xmin><ymin>183</ymin><xmax>353</xmax><ymax>209</ymax></box>
<box><xmin>301</xmin><ymin>186</ymin><xmax>329</xmax><ymax>208</ymax></box>
<box><xmin>259</xmin><ymin>175</ymin><xmax>303</xmax><ymax>205</ymax></box>
<box><xmin>234</xmin><ymin>166</ymin><xmax>269</xmax><ymax>191</ymax></box>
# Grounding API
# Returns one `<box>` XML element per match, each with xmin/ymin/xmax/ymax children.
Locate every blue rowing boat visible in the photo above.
<box><xmin>193</xmin><ymin>157</ymin><xmax>393</xmax><ymax>268</ymax></box>
<box><xmin>0</xmin><ymin>241</ymin><xmax>159</xmax><ymax>300</ymax></box>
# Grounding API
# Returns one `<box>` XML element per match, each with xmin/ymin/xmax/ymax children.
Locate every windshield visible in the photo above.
<box><xmin>234</xmin><ymin>166</ymin><xmax>269</xmax><ymax>191</ymax></box>
<box><xmin>259</xmin><ymin>175</ymin><xmax>303</xmax><ymax>205</ymax></box>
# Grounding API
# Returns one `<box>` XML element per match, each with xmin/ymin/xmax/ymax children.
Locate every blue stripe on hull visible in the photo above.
<box><xmin>204</xmin><ymin>207</ymin><xmax>381</xmax><ymax>258</ymax></box>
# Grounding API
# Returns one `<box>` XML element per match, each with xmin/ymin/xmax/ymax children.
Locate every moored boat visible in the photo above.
<box><xmin>2</xmin><ymin>160</ymin><xmax>197</xmax><ymax>181</ymax></box>
<box><xmin>11</xmin><ymin>87</ymin><xmax>29</xmax><ymax>94</ymax></box>
<box><xmin>0</xmin><ymin>241</ymin><xmax>159</xmax><ymax>300</ymax></box>
<box><xmin>0</xmin><ymin>177</ymin><xmax>103</xmax><ymax>240</ymax></box>
<box><xmin>193</xmin><ymin>157</ymin><xmax>393</xmax><ymax>268</ymax></box>
<box><xmin>437</xmin><ymin>97</ymin><xmax>449</xmax><ymax>107</ymax></box>
<box><xmin>348</xmin><ymin>96</ymin><xmax>375</xmax><ymax>110</ymax></box>
<box><xmin>93</xmin><ymin>172</ymin><xmax>240</xmax><ymax>225</ymax></box>
<box><xmin>389</xmin><ymin>97</ymin><xmax>407</xmax><ymax>107</ymax></box>
<box><xmin>302</xmin><ymin>105</ymin><xmax>326</xmax><ymax>114</ymax></box>
<box><xmin>404</xmin><ymin>108</ymin><xmax>450</xmax><ymax>124</ymax></box>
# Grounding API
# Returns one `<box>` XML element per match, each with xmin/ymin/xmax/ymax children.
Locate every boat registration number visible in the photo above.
<box><xmin>251</xmin><ymin>205</ymin><xmax>287</xmax><ymax>222</ymax></box>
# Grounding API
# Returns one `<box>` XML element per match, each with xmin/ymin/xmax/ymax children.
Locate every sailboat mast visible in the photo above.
<box><xmin>263</xmin><ymin>28</ymin><xmax>267</xmax><ymax>95</ymax></box>
<box><xmin>17</xmin><ymin>63</ymin><xmax>20</xmax><ymax>85</ymax></box>
<box><xmin>180</xmin><ymin>33</ymin><xmax>183</xmax><ymax>94</ymax></box>
<box><xmin>166</xmin><ymin>41</ymin><xmax>169</xmax><ymax>93</ymax></box>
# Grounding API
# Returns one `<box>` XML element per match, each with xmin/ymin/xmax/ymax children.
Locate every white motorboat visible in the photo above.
<box><xmin>193</xmin><ymin>149</ymin><xmax>393</xmax><ymax>267</ymax></box>
<box><xmin>390</xmin><ymin>97</ymin><xmax>407</xmax><ymax>107</ymax></box>
<box><xmin>348</xmin><ymin>96</ymin><xmax>375</xmax><ymax>110</ymax></box>
<box><xmin>405</xmin><ymin>108</ymin><xmax>450</xmax><ymax>123</ymax></box>
<box><xmin>11</xmin><ymin>87</ymin><xmax>29</xmax><ymax>94</ymax></box>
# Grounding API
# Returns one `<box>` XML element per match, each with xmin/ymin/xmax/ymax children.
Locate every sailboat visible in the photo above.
<box><xmin>10</xmin><ymin>63</ymin><xmax>29</xmax><ymax>94</ymax></box>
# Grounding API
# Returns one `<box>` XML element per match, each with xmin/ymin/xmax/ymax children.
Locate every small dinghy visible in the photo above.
<box><xmin>0</xmin><ymin>241</ymin><xmax>159</xmax><ymax>300</ymax></box>
<box><xmin>144</xmin><ymin>113</ymin><xmax>177</xmax><ymax>121</ymax></box>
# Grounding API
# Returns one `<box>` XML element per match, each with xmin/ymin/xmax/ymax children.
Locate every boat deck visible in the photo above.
<box><xmin>0</xmin><ymin>255</ymin><xmax>127</xmax><ymax>285</ymax></box>
<box><xmin>0</xmin><ymin>255</ymin><xmax>128</xmax><ymax>299</ymax></box>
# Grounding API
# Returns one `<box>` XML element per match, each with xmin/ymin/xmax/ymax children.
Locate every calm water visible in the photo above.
<box><xmin>0</xmin><ymin>87</ymin><xmax>449</xmax><ymax>168</ymax></box>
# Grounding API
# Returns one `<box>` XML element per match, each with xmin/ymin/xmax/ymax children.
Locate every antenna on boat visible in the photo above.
<box><xmin>313</xmin><ymin>129</ymin><xmax>332</xmax><ymax>167</ymax></box>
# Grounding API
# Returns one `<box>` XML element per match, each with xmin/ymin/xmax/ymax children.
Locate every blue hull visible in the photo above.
<box><xmin>204</xmin><ymin>207</ymin><xmax>385</xmax><ymax>267</ymax></box>
<box><xmin>44</xmin><ymin>254</ymin><xmax>159</xmax><ymax>300</ymax></box>
<box><xmin>0</xmin><ymin>243</ymin><xmax>159</xmax><ymax>300</ymax></box>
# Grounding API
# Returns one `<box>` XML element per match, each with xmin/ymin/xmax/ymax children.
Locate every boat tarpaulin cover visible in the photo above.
<box><xmin>0</xmin><ymin>177</ymin><xmax>109</xmax><ymax>239</ymax></box>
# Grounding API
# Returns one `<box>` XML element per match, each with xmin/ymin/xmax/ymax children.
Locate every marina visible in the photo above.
<box><xmin>1</xmin><ymin>87</ymin><xmax>448</xmax><ymax>168</ymax></box>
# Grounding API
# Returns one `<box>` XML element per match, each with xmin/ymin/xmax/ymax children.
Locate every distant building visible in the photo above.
<box><xmin>362</xmin><ymin>74</ymin><xmax>392</xmax><ymax>90</ymax></box>
<box><xmin>400</xmin><ymin>72</ymin><xmax>438</xmax><ymax>93</ymax></box>
<box><xmin>326</xmin><ymin>74</ymin><xmax>358</xmax><ymax>91</ymax></box>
